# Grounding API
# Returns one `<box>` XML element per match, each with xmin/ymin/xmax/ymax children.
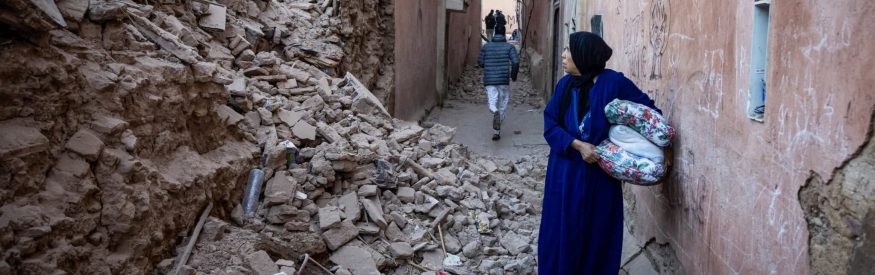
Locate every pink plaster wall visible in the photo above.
<box><xmin>394</xmin><ymin>0</ymin><xmax>439</xmax><ymax>121</ymax></box>
<box><xmin>577</xmin><ymin>0</ymin><xmax>875</xmax><ymax>273</ymax></box>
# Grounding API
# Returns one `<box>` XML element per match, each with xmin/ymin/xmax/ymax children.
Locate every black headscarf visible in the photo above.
<box><xmin>558</xmin><ymin>32</ymin><xmax>613</xmax><ymax>125</ymax></box>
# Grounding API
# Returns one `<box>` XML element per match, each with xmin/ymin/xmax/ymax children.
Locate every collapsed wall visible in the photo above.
<box><xmin>1</xmin><ymin>0</ymin><xmax>547</xmax><ymax>274</ymax></box>
<box><xmin>337</xmin><ymin>0</ymin><xmax>395</xmax><ymax>114</ymax></box>
<box><xmin>0</xmin><ymin>0</ymin><xmax>396</xmax><ymax>273</ymax></box>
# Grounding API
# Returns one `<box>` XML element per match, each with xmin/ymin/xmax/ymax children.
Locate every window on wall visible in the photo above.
<box><xmin>748</xmin><ymin>0</ymin><xmax>771</xmax><ymax>122</ymax></box>
<box><xmin>591</xmin><ymin>15</ymin><xmax>603</xmax><ymax>37</ymax></box>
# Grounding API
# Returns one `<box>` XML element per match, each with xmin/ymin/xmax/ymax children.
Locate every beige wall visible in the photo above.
<box><xmin>482</xmin><ymin>0</ymin><xmax>518</xmax><ymax>33</ymax></box>
<box><xmin>394</xmin><ymin>0</ymin><xmax>439</xmax><ymax>121</ymax></box>
<box><xmin>576</xmin><ymin>0</ymin><xmax>875</xmax><ymax>273</ymax></box>
<box><xmin>448</xmin><ymin>0</ymin><xmax>483</xmax><ymax>84</ymax></box>
<box><xmin>520</xmin><ymin>0</ymin><xmax>554</xmax><ymax>102</ymax></box>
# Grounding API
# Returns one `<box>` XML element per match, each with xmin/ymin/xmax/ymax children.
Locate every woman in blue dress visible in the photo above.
<box><xmin>538</xmin><ymin>32</ymin><xmax>665</xmax><ymax>274</ymax></box>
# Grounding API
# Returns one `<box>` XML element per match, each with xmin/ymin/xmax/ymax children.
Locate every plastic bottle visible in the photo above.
<box><xmin>242</xmin><ymin>168</ymin><xmax>265</xmax><ymax>218</ymax></box>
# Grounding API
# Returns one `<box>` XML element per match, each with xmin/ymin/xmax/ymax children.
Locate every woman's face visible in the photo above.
<box><xmin>562</xmin><ymin>47</ymin><xmax>580</xmax><ymax>75</ymax></box>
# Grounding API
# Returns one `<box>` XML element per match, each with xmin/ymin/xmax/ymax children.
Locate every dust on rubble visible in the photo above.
<box><xmin>0</xmin><ymin>0</ymin><xmax>546</xmax><ymax>274</ymax></box>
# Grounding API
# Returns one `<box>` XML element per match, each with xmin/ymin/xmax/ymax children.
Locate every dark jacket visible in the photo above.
<box><xmin>478</xmin><ymin>35</ymin><xmax>520</xmax><ymax>86</ymax></box>
<box><xmin>485</xmin><ymin>14</ymin><xmax>496</xmax><ymax>29</ymax></box>
<box><xmin>495</xmin><ymin>13</ymin><xmax>507</xmax><ymax>28</ymax></box>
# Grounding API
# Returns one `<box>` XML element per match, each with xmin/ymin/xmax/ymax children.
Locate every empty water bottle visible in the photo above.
<box><xmin>242</xmin><ymin>168</ymin><xmax>265</xmax><ymax>218</ymax></box>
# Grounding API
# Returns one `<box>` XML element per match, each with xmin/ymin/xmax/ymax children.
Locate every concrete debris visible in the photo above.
<box><xmin>360</xmin><ymin>197</ymin><xmax>387</xmax><ymax>229</ymax></box>
<box><xmin>389</xmin><ymin>242</ymin><xmax>414</xmax><ymax>259</ymax></box>
<box><xmin>65</xmin><ymin>128</ymin><xmax>104</xmax><ymax>161</ymax></box>
<box><xmin>329</xmin><ymin>245</ymin><xmax>380</xmax><ymax>275</ymax></box>
<box><xmin>319</xmin><ymin>205</ymin><xmax>343</xmax><ymax>230</ymax></box>
<box><xmin>0</xmin><ymin>119</ymin><xmax>49</xmax><ymax>159</ymax></box>
<box><xmin>322</xmin><ymin>221</ymin><xmax>359</xmax><ymax>250</ymax></box>
<box><xmin>245</xmin><ymin>250</ymin><xmax>279</xmax><ymax>275</ymax></box>
<box><xmin>338</xmin><ymin>192</ymin><xmax>361</xmax><ymax>222</ymax></box>
<box><xmin>0</xmin><ymin>0</ymin><xmax>549</xmax><ymax>273</ymax></box>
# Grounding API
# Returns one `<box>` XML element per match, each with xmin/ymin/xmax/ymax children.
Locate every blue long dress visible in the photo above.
<box><xmin>538</xmin><ymin>70</ymin><xmax>660</xmax><ymax>274</ymax></box>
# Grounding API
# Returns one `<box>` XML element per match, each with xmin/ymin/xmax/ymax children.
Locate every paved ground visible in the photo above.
<box><xmin>425</xmin><ymin>66</ymin><xmax>549</xmax><ymax>159</ymax></box>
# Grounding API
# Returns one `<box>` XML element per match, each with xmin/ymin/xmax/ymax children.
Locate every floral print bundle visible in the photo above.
<box><xmin>596</xmin><ymin>140</ymin><xmax>666</xmax><ymax>185</ymax></box>
<box><xmin>596</xmin><ymin>99</ymin><xmax>674</xmax><ymax>185</ymax></box>
<box><xmin>604</xmin><ymin>99</ymin><xmax>675</xmax><ymax>147</ymax></box>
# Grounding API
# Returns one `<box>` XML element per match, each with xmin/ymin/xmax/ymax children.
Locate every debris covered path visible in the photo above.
<box><xmin>425</xmin><ymin>65</ymin><xmax>549</xmax><ymax>159</ymax></box>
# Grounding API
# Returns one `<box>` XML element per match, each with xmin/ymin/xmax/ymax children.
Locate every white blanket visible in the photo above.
<box><xmin>609</xmin><ymin>125</ymin><xmax>664</xmax><ymax>160</ymax></box>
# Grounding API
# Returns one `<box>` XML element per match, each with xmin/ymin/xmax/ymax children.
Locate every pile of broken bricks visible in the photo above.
<box><xmin>11</xmin><ymin>0</ymin><xmax>548</xmax><ymax>274</ymax></box>
<box><xmin>175</xmin><ymin>74</ymin><xmax>549</xmax><ymax>274</ymax></box>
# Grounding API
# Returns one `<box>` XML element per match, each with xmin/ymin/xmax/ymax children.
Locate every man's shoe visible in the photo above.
<box><xmin>492</xmin><ymin>134</ymin><xmax>501</xmax><ymax>141</ymax></box>
<box><xmin>492</xmin><ymin>112</ymin><xmax>501</xmax><ymax>130</ymax></box>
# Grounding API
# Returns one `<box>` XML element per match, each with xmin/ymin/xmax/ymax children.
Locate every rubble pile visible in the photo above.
<box><xmin>167</xmin><ymin>70</ymin><xmax>549</xmax><ymax>274</ymax></box>
<box><xmin>0</xmin><ymin>0</ymin><xmax>391</xmax><ymax>274</ymax></box>
<box><xmin>0</xmin><ymin>0</ymin><xmax>546</xmax><ymax>274</ymax></box>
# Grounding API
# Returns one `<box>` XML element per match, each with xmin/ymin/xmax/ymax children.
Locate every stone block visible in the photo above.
<box><xmin>389</xmin><ymin>242</ymin><xmax>413</xmax><ymax>259</ymax></box>
<box><xmin>215</xmin><ymin>105</ymin><xmax>244</xmax><ymax>126</ymax></box>
<box><xmin>292</xmin><ymin>121</ymin><xmax>316</xmax><ymax>140</ymax></box>
<box><xmin>65</xmin><ymin>128</ymin><xmax>104</xmax><ymax>161</ymax></box>
<box><xmin>245</xmin><ymin>250</ymin><xmax>278</xmax><ymax>275</ymax></box>
<box><xmin>338</xmin><ymin>192</ymin><xmax>361</xmax><ymax>222</ymax></box>
<box><xmin>397</xmin><ymin>187</ymin><xmax>415</xmax><ymax>203</ymax></box>
<box><xmin>0</xmin><ymin>120</ymin><xmax>49</xmax><ymax>159</ymax></box>
<box><xmin>318</xmin><ymin>205</ymin><xmax>342</xmax><ymax>230</ymax></box>
<box><xmin>264</xmin><ymin>171</ymin><xmax>297</xmax><ymax>206</ymax></box>
<box><xmin>322</xmin><ymin>221</ymin><xmax>358</xmax><ymax>250</ymax></box>
<box><xmin>361</xmin><ymin>197</ymin><xmax>387</xmax><ymax>228</ymax></box>
<box><xmin>499</xmin><ymin>231</ymin><xmax>531</xmax><ymax>256</ymax></box>
<box><xmin>329</xmin><ymin>245</ymin><xmax>380</xmax><ymax>275</ymax></box>
<box><xmin>358</xmin><ymin>185</ymin><xmax>378</xmax><ymax>197</ymax></box>
<box><xmin>90</xmin><ymin>115</ymin><xmax>127</xmax><ymax>135</ymax></box>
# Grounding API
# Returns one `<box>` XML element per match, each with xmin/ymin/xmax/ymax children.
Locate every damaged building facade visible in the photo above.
<box><xmin>522</xmin><ymin>0</ymin><xmax>875</xmax><ymax>273</ymax></box>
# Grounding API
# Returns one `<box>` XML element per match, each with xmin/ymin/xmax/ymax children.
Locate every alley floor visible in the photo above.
<box><xmin>425</xmin><ymin>66</ymin><xmax>549</xmax><ymax>159</ymax></box>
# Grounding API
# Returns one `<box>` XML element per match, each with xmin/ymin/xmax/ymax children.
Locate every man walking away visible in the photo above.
<box><xmin>485</xmin><ymin>10</ymin><xmax>496</xmax><ymax>41</ymax></box>
<box><xmin>478</xmin><ymin>26</ymin><xmax>520</xmax><ymax>140</ymax></box>
<box><xmin>495</xmin><ymin>10</ymin><xmax>507</xmax><ymax>31</ymax></box>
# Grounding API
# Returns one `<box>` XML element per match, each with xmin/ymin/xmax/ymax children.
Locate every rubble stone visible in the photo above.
<box><xmin>318</xmin><ymin>205</ymin><xmax>342</xmax><ymax>230</ymax></box>
<box><xmin>389</xmin><ymin>242</ymin><xmax>414</xmax><ymax>259</ymax></box>
<box><xmin>90</xmin><ymin>115</ymin><xmax>127</xmax><ymax>135</ymax></box>
<box><xmin>358</xmin><ymin>185</ymin><xmax>378</xmax><ymax>197</ymax></box>
<box><xmin>245</xmin><ymin>250</ymin><xmax>278</xmax><ymax>275</ymax></box>
<box><xmin>329</xmin><ymin>245</ymin><xmax>380</xmax><ymax>275</ymax></box>
<box><xmin>264</xmin><ymin>171</ymin><xmax>296</xmax><ymax>206</ymax></box>
<box><xmin>361</xmin><ymin>197</ymin><xmax>387</xmax><ymax>228</ymax></box>
<box><xmin>338</xmin><ymin>192</ymin><xmax>361</xmax><ymax>222</ymax></box>
<box><xmin>292</xmin><ymin>121</ymin><xmax>317</xmax><ymax>140</ymax></box>
<box><xmin>65</xmin><ymin>129</ymin><xmax>104</xmax><ymax>161</ymax></box>
<box><xmin>462</xmin><ymin>240</ymin><xmax>481</xmax><ymax>258</ymax></box>
<box><xmin>397</xmin><ymin>187</ymin><xmax>415</xmax><ymax>203</ymax></box>
<box><xmin>0</xmin><ymin>120</ymin><xmax>49</xmax><ymax>159</ymax></box>
<box><xmin>499</xmin><ymin>231</ymin><xmax>531</xmax><ymax>256</ymax></box>
<box><xmin>322</xmin><ymin>221</ymin><xmax>358</xmax><ymax>250</ymax></box>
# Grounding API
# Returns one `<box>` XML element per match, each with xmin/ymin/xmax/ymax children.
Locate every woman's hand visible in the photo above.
<box><xmin>571</xmin><ymin>140</ymin><xmax>598</xmax><ymax>163</ymax></box>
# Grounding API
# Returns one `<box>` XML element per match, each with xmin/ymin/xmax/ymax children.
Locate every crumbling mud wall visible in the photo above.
<box><xmin>0</xmin><ymin>0</ymin><xmax>376</xmax><ymax>273</ymax></box>
<box><xmin>801</xmin><ymin>111</ymin><xmax>875</xmax><ymax>275</ymax></box>
<box><xmin>338</xmin><ymin>0</ymin><xmax>396</xmax><ymax>114</ymax></box>
<box><xmin>0</xmin><ymin>24</ymin><xmax>257</xmax><ymax>275</ymax></box>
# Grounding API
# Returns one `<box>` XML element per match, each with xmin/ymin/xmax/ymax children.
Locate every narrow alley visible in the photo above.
<box><xmin>0</xmin><ymin>0</ymin><xmax>873</xmax><ymax>275</ymax></box>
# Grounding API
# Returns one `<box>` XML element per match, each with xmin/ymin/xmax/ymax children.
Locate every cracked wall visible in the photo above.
<box><xmin>572</xmin><ymin>0</ymin><xmax>875</xmax><ymax>273</ymax></box>
<box><xmin>801</xmin><ymin>111</ymin><xmax>875</xmax><ymax>275</ymax></box>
